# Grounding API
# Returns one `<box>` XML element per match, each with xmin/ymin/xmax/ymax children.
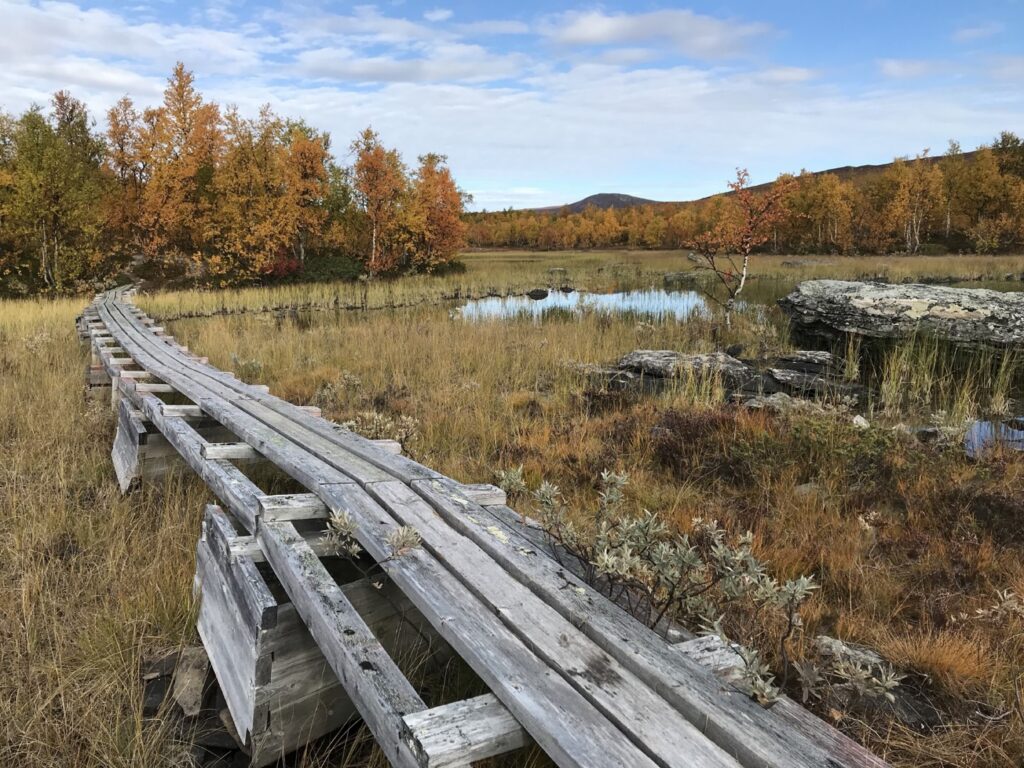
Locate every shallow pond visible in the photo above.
<box><xmin>456</xmin><ymin>288</ymin><xmax>709</xmax><ymax>322</ymax></box>
<box><xmin>456</xmin><ymin>278</ymin><xmax>1021</xmax><ymax>323</ymax></box>
<box><xmin>964</xmin><ymin>418</ymin><xmax>1024</xmax><ymax>459</ymax></box>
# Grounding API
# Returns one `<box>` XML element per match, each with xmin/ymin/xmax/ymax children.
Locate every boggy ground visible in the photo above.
<box><xmin>2</xmin><ymin>253</ymin><xmax>1022</xmax><ymax>768</ymax></box>
<box><xmin>160</xmin><ymin>258</ymin><xmax>1024</xmax><ymax>768</ymax></box>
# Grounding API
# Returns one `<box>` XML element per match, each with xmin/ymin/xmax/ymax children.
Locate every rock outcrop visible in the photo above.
<box><xmin>581</xmin><ymin>348</ymin><xmax>869</xmax><ymax>405</ymax></box>
<box><xmin>779</xmin><ymin>280</ymin><xmax>1024</xmax><ymax>349</ymax></box>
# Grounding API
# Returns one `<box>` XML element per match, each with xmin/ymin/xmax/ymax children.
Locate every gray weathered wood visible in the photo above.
<box><xmin>202</xmin><ymin>442</ymin><xmax>261</xmax><ymax>460</ymax></box>
<box><xmin>256</xmin><ymin>520</ymin><xmax>427</xmax><ymax>768</ymax></box>
<box><xmin>258</xmin><ymin>493</ymin><xmax>330</xmax><ymax>522</ymax></box>
<box><xmin>402</xmin><ymin>694</ymin><xmax>529</xmax><ymax>768</ymax></box>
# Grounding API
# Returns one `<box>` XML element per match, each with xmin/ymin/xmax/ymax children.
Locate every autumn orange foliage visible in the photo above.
<box><xmin>465</xmin><ymin>140</ymin><xmax>1024</xmax><ymax>256</ymax></box>
<box><xmin>0</xmin><ymin>63</ymin><xmax>468</xmax><ymax>294</ymax></box>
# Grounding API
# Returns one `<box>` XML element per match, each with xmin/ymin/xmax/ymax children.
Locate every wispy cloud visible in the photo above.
<box><xmin>990</xmin><ymin>56</ymin><xmax>1024</xmax><ymax>80</ymax></box>
<box><xmin>542</xmin><ymin>9</ymin><xmax>771</xmax><ymax>59</ymax></box>
<box><xmin>952</xmin><ymin>22</ymin><xmax>1003</xmax><ymax>43</ymax></box>
<box><xmin>877</xmin><ymin>58</ymin><xmax>944</xmax><ymax>78</ymax></box>
<box><xmin>423</xmin><ymin>8</ymin><xmax>452</xmax><ymax>23</ymax></box>
<box><xmin>294</xmin><ymin>43</ymin><xmax>526</xmax><ymax>83</ymax></box>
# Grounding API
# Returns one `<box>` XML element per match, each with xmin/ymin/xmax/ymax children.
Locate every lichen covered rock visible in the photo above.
<box><xmin>779</xmin><ymin>280</ymin><xmax>1024</xmax><ymax>349</ymax></box>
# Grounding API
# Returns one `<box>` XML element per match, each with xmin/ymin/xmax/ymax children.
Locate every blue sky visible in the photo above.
<box><xmin>2</xmin><ymin>1</ymin><xmax>1022</xmax><ymax>209</ymax></box>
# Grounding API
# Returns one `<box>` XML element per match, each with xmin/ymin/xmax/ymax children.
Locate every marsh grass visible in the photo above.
<box><xmin>870</xmin><ymin>336</ymin><xmax>1022</xmax><ymax>424</ymax></box>
<box><xmin>155</xmin><ymin>265</ymin><xmax>1024</xmax><ymax>766</ymax></box>
<box><xmin>0</xmin><ymin>297</ymin><xmax>209</xmax><ymax>768</ymax></box>
<box><xmin>7</xmin><ymin>252</ymin><xmax>1024</xmax><ymax>768</ymax></box>
<box><xmin>137</xmin><ymin>250</ymin><xmax>1024</xmax><ymax>321</ymax></box>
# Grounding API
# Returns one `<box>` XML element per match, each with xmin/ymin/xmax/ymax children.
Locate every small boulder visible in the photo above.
<box><xmin>617</xmin><ymin>350</ymin><xmax>752</xmax><ymax>386</ymax></box>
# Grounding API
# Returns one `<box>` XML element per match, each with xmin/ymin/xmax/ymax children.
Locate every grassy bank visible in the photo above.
<box><xmin>138</xmin><ymin>250</ymin><xmax>1024</xmax><ymax>321</ymax></box>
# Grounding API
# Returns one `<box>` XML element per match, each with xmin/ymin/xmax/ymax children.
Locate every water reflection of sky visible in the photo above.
<box><xmin>964</xmin><ymin>419</ymin><xmax>1024</xmax><ymax>459</ymax></box>
<box><xmin>457</xmin><ymin>289</ymin><xmax>708</xmax><ymax>322</ymax></box>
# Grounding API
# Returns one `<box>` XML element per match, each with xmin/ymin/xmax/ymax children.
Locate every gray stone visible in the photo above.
<box><xmin>743</xmin><ymin>392</ymin><xmax>811</xmax><ymax>413</ymax></box>
<box><xmin>814</xmin><ymin>635</ymin><xmax>885</xmax><ymax>670</ymax></box>
<box><xmin>617</xmin><ymin>350</ymin><xmax>752</xmax><ymax>386</ymax></box>
<box><xmin>172</xmin><ymin>646</ymin><xmax>211</xmax><ymax>718</ymax></box>
<box><xmin>779</xmin><ymin>280</ymin><xmax>1024</xmax><ymax>349</ymax></box>
<box><xmin>852</xmin><ymin>415</ymin><xmax>870</xmax><ymax>430</ymax></box>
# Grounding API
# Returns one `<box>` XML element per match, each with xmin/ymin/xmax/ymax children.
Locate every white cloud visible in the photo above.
<box><xmin>877</xmin><ymin>58</ymin><xmax>942</xmax><ymax>78</ymax></box>
<box><xmin>294</xmin><ymin>44</ymin><xmax>526</xmax><ymax>83</ymax></box>
<box><xmin>423</xmin><ymin>8</ymin><xmax>452</xmax><ymax>23</ymax></box>
<box><xmin>543</xmin><ymin>9</ymin><xmax>771</xmax><ymax>59</ymax></box>
<box><xmin>456</xmin><ymin>20</ymin><xmax>529</xmax><ymax>36</ymax></box>
<box><xmin>755</xmin><ymin>67</ymin><xmax>818</xmax><ymax>84</ymax></box>
<box><xmin>599</xmin><ymin>48</ymin><xmax>657</xmax><ymax>66</ymax></box>
<box><xmin>268</xmin><ymin>5</ymin><xmax>443</xmax><ymax>48</ymax></box>
<box><xmin>1</xmin><ymin>0</ymin><xmax>269</xmax><ymax>74</ymax></box>
<box><xmin>952</xmin><ymin>22</ymin><xmax>1003</xmax><ymax>43</ymax></box>
<box><xmin>1</xmin><ymin>1</ymin><xmax>1022</xmax><ymax>211</ymax></box>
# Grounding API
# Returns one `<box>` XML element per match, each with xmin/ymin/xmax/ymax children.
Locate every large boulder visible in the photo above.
<box><xmin>779</xmin><ymin>280</ymin><xmax>1024</xmax><ymax>349</ymax></box>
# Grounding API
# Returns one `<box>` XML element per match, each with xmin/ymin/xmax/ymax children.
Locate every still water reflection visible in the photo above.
<box><xmin>457</xmin><ymin>289</ymin><xmax>709</xmax><ymax>322</ymax></box>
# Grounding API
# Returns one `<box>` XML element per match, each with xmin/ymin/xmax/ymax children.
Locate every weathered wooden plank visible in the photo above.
<box><xmin>136</xmin><ymin>396</ymin><xmax>262</xmax><ymax>532</ymax></box>
<box><xmin>202</xmin><ymin>442</ymin><xmax>261</xmax><ymax>461</ymax></box>
<box><xmin>134</xmin><ymin>381</ymin><xmax>175</xmax><ymax>393</ymax></box>
<box><xmin>256</xmin><ymin>521</ymin><xmax>427</xmax><ymax>768</ymax></box>
<box><xmin>196</xmin><ymin>542</ymin><xmax>267</xmax><ymax>737</ymax></box>
<box><xmin>203</xmin><ymin>507</ymin><xmax>279</xmax><ymax>634</ymax></box>
<box><xmin>103</xmin><ymin>309</ymin><xmax>439</xmax><ymax>483</ymax></box>
<box><xmin>162</xmin><ymin>404</ymin><xmax>205</xmax><ymax>418</ymax></box>
<box><xmin>369</xmin><ymin>438</ymin><xmax>403</xmax><ymax>455</ymax></box>
<box><xmin>257</xmin><ymin>493</ymin><xmax>330</xmax><ymax>522</ymax></box>
<box><xmin>413</xmin><ymin>486</ymin><xmax>890</xmax><ymax>768</ymax></box>
<box><xmin>455</xmin><ymin>483</ymin><xmax>506</xmax><ymax>507</ymax></box>
<box><xmin>229</xmin><ymin>531</ymin><xmax>334</xmax><ymax>562</ymax></box>
<box><xmin>364</xmin><ymin>480</ymin><xmax>738</xmax><ymax>768</ymax></box>
<box><xmin>312</xmin><ymin>483</ymin><xmax>662</xmax><ymax>768</ymax></box>
<box><xmin>402</xmin><ymin>694</ymin><xmax>529</xmax><ymax>768</ymax></box>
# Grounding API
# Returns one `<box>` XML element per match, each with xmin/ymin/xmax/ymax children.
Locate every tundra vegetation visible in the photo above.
<box><xmin>3</xmin><ymin>250</ymin><xmax>1024</xmax><ymax>767</ymax></box>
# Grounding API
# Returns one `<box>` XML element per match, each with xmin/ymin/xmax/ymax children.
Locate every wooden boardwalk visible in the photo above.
<box><xmin>79</xmin><ymin>287</ymin><xmax>888</xmax><ymax>768</ymax></box>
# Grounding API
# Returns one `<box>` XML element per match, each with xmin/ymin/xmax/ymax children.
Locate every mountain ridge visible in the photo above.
<box><xmin>529</xmin><ymin>152</ymin><xmax>979</xmax><ymax>213</ymax></box>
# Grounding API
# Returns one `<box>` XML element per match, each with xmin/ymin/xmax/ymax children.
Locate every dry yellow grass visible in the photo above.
<box><xmin>5</xmin><ymin>252</ymin><xmax>1024</xmax><ymax>767</ymax></box>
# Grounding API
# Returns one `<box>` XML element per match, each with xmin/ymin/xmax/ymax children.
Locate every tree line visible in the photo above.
<box><xmin>466</xmin><ymin>134</ymin><xmax>1024</xmax><ymax>255</ymax></box>
<box><xmin>0</xmin><ymin>64</ymin><xmax>467</xmax><ymax>296</ymax></box>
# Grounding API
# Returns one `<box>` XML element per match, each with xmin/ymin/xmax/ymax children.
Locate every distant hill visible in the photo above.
<box><xmin>536</xmin><ymin>192</ymin><xmax>661</xmax><ymax>213</ymax></box>
<box><xmin>527</xmin><ymin>152</ymin><xmax>981</xmax><ymax>212</ymax></box>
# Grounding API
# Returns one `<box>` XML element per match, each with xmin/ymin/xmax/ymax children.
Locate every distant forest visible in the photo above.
<box><xmin>0</xmin><ymin>64</ymin><xmax>467</xmax><ymax>296</ymax></box>
<box><xmin>466</xmin><ymin>135</ymin><xmax>1024</xmax><ymax>255</ymax></box>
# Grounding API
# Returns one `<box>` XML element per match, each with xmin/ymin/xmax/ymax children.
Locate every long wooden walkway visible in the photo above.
<box><xmin>79</xmin><ymin>287</ymin><xmax>887</xmax><ymax>768</ymax></box>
